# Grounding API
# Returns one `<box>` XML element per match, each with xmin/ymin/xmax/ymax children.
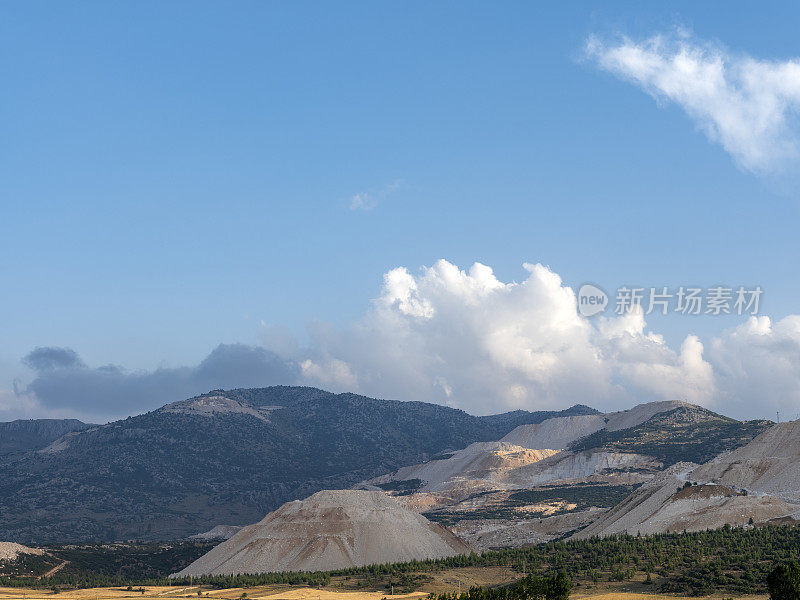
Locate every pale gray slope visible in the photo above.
<box><xmin>574</xmin><ymin>462</ymin><xmax>697</xmax><ymax>538</ymax></box>
<box><xmin>576</xmin><ymin>474</ymin><xmax>799</xmax><ymax>537</ymax></box>
<box><xmin>507</xmin><ymin>449</ymin><xmax>659</xmax><ymax>487</ymax></box>
<box><xmin>501</xmin><ymin>415</ymin><xmax>606</xmax><ymax>450</ymax></box>
<box><xmin>575</xmin><ymin>426</ymin><xmax>800</xmax><ymax>539</ymax></box>
<box><xmin>603</xmin><ymin>400</ymin><xmax>692</xmax><ymax>431</ymax></box>
<box><xmin>172</xmin><ymin>490</ymin><xmax>469</xmax><ymax>576</ymax></box>
<box><xmin>691</xmin><ymin>420</ymin><xmax>800</xmax><ymax>502</ymax></box>
<box><xmin>500</xmin><ymin>401</ymin><xmax>695</xmax><ymax>452</ymax></box>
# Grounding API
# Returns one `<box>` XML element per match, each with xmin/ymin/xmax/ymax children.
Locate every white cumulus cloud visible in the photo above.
<box><xmin>709</xmin><ymin>315</ymin><xmax>800</xmax><ymax>420</ymax></box>
<box><xmin>296</xmin><ymin>260</ymin><xmax>726</xmax><ymax>416</ymax></box>
<box><xmin>587</xmin><ymin>30</ymin><xmax>800</xmax><ymax>173</ymax></box>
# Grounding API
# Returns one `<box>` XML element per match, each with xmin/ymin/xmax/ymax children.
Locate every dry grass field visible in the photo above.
<box><xmin>0</xmin><ymin>586</ymin><xmax>772</xmax><ymax>600</ymax></box>
<box><xmin>0</xmin><ymin>579</ymin><xmax>772</xmax><ymax>600</ymax></box>
<box><xmin>0</xmin><ymin>585</ymin><xmax>426</xmax><ymax>600</ymax></box>
<box><xmin>0</xmin><ymin>563</ymin><xmax>771</xmax><ymax>600</ymax></box>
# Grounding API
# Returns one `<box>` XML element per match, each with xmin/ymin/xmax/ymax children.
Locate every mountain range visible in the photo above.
<box><xmin>166</xmin><ymin>398</ymin><xmax>788</xmax><ymax>575</ymax></box>
<box><xmin>0</xmin><ymin>386</ymin><xmax>594</xmax><ymax>543</ymax></box>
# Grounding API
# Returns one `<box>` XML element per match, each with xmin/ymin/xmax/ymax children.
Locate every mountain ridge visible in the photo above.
<box><xmin>0</xmin><ymin>418</ymin><xmax>94</xmax><ymax>454</ymax></box>
<box><xmin>0</xmin><ymin>386</ymin><xmax>593</xmax><ymax>543</ymax></box>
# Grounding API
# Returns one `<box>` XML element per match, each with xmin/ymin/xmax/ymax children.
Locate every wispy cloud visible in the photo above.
<box><xmin>586</xmin><ymin>30</ymin><xmax>800</xmax><ymax>174</ymax></box>
<box><xmin>349</xmin><ymin>180</ymin><xmax>402</xmax><ymax>211</ymax></box>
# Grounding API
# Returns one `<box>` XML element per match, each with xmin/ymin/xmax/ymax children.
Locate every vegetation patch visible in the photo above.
<box><xmin>569</xmin><ymin>406</ymin><xmax>772</xmax><ymax>465</ymax></box>
<box><xmin>376</xmin><ymin>479</ymin><xmax>424</xmax><ymax>494</ymax></box>
<box><xmin>424</xmin><ymin>484</ymin><xmax>639</xmax><ymax>525</ymax></box>
<box><xmin>0</xmin><ymin>541</ymin><xmax>215</xmax><ymax>588</ymax></box>
<box><xmin>428</xmin><ymin>573</ymin><xmax>571</xmax><ymax>600</ymax></box>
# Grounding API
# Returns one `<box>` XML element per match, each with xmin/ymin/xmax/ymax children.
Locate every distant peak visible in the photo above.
<box><xmin>160</xmin><ymin>394</ymin><xmax>282</xmax><ymax>422</ymax></box>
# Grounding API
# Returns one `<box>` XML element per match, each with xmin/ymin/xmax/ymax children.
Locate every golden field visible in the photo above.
<box><xmin>0</xmin><ymin>565</ymin><xmax>769</xmax><ymax>600</ymax></box>
<box><xmin>0</xmin><ymin>585</ymin><xmax>426</xmax><ymax>600</ymax></box>
<box><xmin>0</xmin><ymin>585</ymin><xmax>770</xmax><ymax>600</ymax></box>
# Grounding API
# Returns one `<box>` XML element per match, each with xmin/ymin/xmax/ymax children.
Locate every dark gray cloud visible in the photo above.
<box><xmin>23</xmin><ymin>347</ymin><xmax>86</xmax><ymax>372</ymax></box>
<box><xmin>22</xmin><ymin>344</ymin><xmax>299</xmax><ymax>420</ymax></box>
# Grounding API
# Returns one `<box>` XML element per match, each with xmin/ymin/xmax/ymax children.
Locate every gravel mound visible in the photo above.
<box><xmin>574</xmin><ymin>462</ymin><xmax>696</xmax><ymax>538</ymax></box>
<box><xmin>172</xmin><ymin>490</ymin><xmax>470</xmax><ymax>576</ymax></box>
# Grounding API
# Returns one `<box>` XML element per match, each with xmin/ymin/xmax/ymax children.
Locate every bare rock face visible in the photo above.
<box><xmin>172</xmin><ymin>490</ymin><xmax>470</xmax><ymax>576</ymax></box>
<box><xmin>0</xmin><ymin>541</ymin><xmax>44</xmax><ymax>561</ymax></box>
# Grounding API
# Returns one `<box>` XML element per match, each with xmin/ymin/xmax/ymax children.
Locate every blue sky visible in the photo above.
<box><xmin>2</xmin><ymin>2</ymin><xmax>800</xmax><ymax>421</ymax></box>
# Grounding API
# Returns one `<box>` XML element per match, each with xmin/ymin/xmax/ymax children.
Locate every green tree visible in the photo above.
<box><xmin>767</xmin><ymin>562</ymin><xmax>800</xmax><ymax>600</ymax></box>
<box><xmin>546</xmin><ymin>572</ymin><xmax>571</xmax><ymax>600</ymax></box>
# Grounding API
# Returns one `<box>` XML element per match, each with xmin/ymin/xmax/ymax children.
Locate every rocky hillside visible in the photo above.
<box><xmin>0</xmin><ymin>386</ymin><xmax>593</xmax><ymax>543</ymax></box>
<box><xmin>0</xmin><ymin>418</ymin><xmax>93</xmax><ymax>454</ymax></box>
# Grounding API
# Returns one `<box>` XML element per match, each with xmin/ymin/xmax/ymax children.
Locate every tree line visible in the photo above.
<box><xmin>3</xmin><ymin>523</ymin><xmax>800</xmax><ymax>596</ymax></box>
